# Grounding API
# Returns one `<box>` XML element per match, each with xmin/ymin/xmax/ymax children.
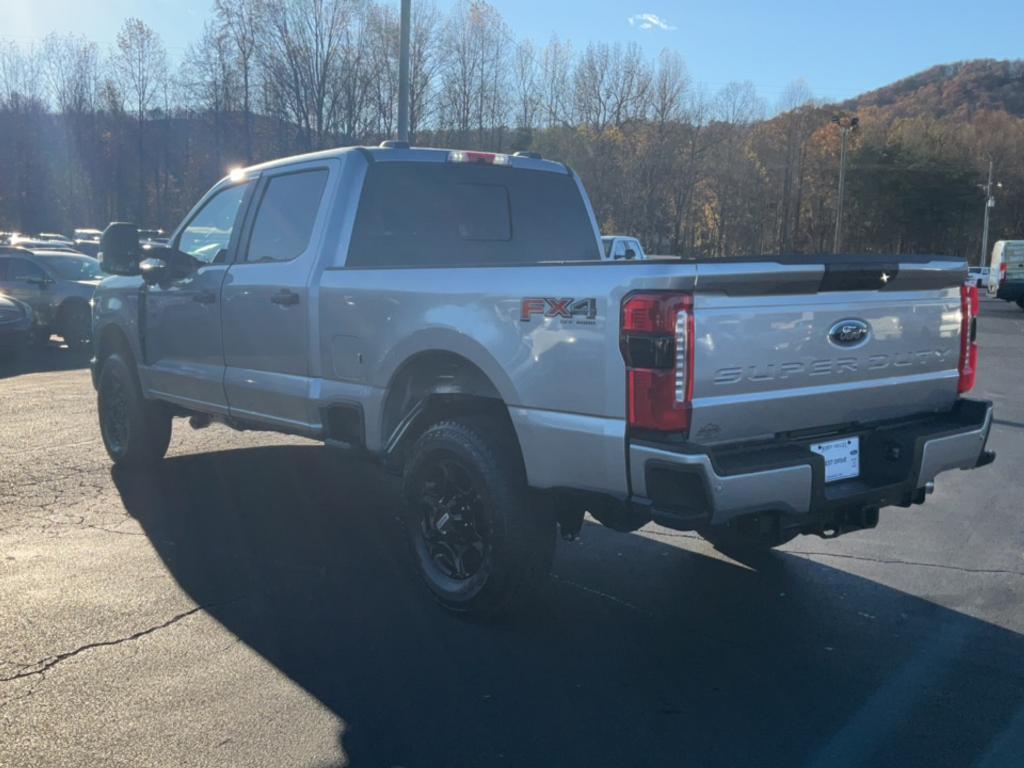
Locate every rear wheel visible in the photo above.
<box><xmin>97</xmin><ymin>353</ymin><xmax>172</xmax><ymax>467</ymax></box>
<box><xmin>403</xmin><ymin>416</ymin><xmax>555</xmax><ymax>617</ymax></box>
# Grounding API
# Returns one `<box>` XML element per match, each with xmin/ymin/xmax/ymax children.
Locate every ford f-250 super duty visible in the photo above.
<box><xmin>92</xmin><ymin>142</ymin><xmax>995</xmax><ymax>616</ymax></box>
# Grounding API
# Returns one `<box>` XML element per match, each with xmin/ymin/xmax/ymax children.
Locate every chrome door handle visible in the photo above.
<box><xmin>270</xmin><ymin>289</ymin><xmax>299</xmax><ymax>306</ymax></box>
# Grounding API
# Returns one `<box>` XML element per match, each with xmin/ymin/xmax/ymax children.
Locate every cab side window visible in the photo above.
<box><xmin>611</xmin><ymin>239</ymin><xmax>627</xmax><ymax>260</ymax></box>
<box><xmin>177</xmin><ymin>181</ymin><xmax>251</xmax><ymax>265</ymax></box>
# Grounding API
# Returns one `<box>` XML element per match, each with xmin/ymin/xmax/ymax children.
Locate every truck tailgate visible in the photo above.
<box><xmin>689</xmin><ymin>259</ymin><xmax>966</xmax><ymax>445</ymax></box>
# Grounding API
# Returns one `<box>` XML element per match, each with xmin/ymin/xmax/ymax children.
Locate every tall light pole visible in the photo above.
<box><xmin>831</xmin><ymin>114</ymin><xmax>858</xmax><ymax>254</ymax></box>
<box><xmin>397</xmin><ymin>0</ymin><xmax>411</xmax><ymax>142</ymax></box>
<box><xmin>978</xmin><ymin>158</ymin><xmax>1000</xmax><ymax>267</ymax></box>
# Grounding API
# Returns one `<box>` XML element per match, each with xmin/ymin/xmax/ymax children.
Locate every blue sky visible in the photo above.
<box><xmin>5</xmin><ymin>0</ymin><xmax>1022</xmax><ymax>103</ymax></box>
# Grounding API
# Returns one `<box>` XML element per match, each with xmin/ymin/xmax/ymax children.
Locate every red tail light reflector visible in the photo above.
<box><xmin>620</xmin><ymin>292</ymin><xmax>694</xmax><ymax>432</ymax></box>
<box><xmin>958</xmin><ymin>284</ymin><xmax>979</xmax><ymax>394</ymax></box>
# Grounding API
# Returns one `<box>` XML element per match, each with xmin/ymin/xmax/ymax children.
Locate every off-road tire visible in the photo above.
<box><xmin>97</xmin><ymin>353</ymin><xmax>172</xmax><ymax>467</ymax></box>
<box><xmin>403</xmin><ymin>416</ymin><xmax>555</xmax><ymax>617</ymax></box>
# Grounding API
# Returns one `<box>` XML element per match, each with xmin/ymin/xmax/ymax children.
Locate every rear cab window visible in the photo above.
<box><xmin>346</xmin><ymin>162</ymin><xmax>599</xmax><ymax>267</ymax></box>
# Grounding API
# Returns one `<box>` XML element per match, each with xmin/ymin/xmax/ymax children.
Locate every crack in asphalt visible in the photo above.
<box><xmin>992</xmin><ymin>418</ymin><xmax>1024</xmax><ymax>430</ymax></box>
<box><xmin>790</xmin><ymin>550</ymin><xmax>1024</xmax><ymax>578</ymax></box>
<box><xmin>643</xmin><ymin>529</ymin><xmax>1024</xmax><ymax>578</ymax></box>
<box><xmin>550</xmin><ymin>573</ymin><xmax>652</xmax><ymax>617</ymax></box>
<box><xmin>0</xmin><ymin>605</ymin><xmax>209</xmax><ymax>685</ymax></box>
<box><xmin>0</xmin><ymin>684</ymin><xmax>37</xmax><ymax>713</ymax></box>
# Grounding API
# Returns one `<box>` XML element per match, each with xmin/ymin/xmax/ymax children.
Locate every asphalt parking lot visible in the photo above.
<box><xmin>1</xmin><ymin>297</ymin><xmax>1022</xmax><ymax>768</ymax></box>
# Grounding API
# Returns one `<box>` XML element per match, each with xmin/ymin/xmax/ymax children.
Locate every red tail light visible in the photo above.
<box><xmin>999</xmin><ymin>262</ymin><xmax>1007</xmax><ymax>286</ymax></box>
<box><xmin>958</xmin><ymin>284</ymin><xmax>979</xmax><ymax>394</ymax></box>
<box><xmin>620</xmin><ymin>292</ymin><xmax>694</xmax><ymax>432</ymax></box>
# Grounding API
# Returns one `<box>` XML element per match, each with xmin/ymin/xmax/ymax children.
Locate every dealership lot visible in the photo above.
<box><xmin>1</xmin><ymin>298</ymin><xmax>1023</xmax><ymax>768</ymax></box>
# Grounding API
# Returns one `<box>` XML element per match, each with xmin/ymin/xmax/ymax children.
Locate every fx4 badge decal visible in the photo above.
<box><xmin>520</xmin><ymin>297</ymin><xmax>598</xmax><ymax>324</ymax></box>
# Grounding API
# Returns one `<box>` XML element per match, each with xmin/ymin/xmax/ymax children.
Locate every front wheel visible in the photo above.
<box><xmin>403</xmin><ymin>416</ymin><xmax>555</xmax><ymax>617</ymax></box>
<box><xmin>97</xmin><ymin>353</ymin><xmax>172</xmax><ymax>467</ymax></box>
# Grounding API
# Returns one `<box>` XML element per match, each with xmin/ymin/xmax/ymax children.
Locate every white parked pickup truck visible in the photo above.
<box><xmin>601</xmin><ymin>235</ymin><xmax>646</xmax><ymax>260</ymax></box>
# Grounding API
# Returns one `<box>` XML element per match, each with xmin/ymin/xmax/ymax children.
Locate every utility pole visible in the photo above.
<box><xmin>397</xmin><ymin>0</ymin><xmax>411</xmax><ymax>142</ymax></box>
<box><xmin>831</xmin><ymin>114</ymin><xmax>858</xmax><ymax>254</ymax></box>
<box><xmin>980</xmin><ymin>158</ymin><xmax>994</xmax><ymax>267</ymax></box>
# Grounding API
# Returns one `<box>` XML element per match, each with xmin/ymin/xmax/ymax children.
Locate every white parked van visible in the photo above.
<box><xmin>989</xmin><ymin>240</ymin><xmax>1024</xmax><ymax>308</ymax></box>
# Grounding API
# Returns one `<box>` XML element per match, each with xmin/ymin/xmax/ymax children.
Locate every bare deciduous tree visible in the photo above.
<box><xmin>112</xmin><ymin>17</ymin><xmax>167</xmax><ymax>220</ymax></box>
<box><xmin>215</xmin><ymin>0</ymin><xmax>265</xmax><ymax>162</ymax></box>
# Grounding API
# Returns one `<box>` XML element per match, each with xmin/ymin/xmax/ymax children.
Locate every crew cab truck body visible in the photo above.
<box><xmin>92</xmin><ymin>144</ymin><xmax>995</xmax><ymax>615</ymax></box>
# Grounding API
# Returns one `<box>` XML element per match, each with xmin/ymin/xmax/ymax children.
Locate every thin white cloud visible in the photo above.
<box><xmin>627</xmin><ymin>13</ymin><xmax>677</xmax><ymax>31</ymax></box>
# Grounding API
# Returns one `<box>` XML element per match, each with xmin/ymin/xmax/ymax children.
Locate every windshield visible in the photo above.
<box><xmin>40</xmin><ymin>255</ymin><xmax>104</xmax><ymax>280</ymax></box>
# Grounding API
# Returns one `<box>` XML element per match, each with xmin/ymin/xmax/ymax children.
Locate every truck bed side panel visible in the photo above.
<box><xmin>316</xmin><ymin>262</ymin><xmax>697</xmax><ymax>494</ymax></box>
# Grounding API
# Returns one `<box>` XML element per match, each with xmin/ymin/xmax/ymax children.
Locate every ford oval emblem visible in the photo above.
<box><xmin>828</xmin><ymin>318</ymin><xmax>870</xmax><ymax>347</ymax></box>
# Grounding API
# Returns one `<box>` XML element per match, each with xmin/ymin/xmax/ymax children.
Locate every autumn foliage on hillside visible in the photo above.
<box><xmin>1</xmin><ymin>2</ymin><xmax>1021</xmax><ymax>262</ymax></box>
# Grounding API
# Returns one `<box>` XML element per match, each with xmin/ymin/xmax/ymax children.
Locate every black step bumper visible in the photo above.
<box><xmin>629</xmin><ymin>399</ymin><xmax>994</xmax><ymax>531</ymax></box>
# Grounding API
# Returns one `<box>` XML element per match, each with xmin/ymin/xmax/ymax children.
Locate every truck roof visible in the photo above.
<box><xmin>238</xmin><ymin>144</ymin><xmax>568</xmax><ymax>179</ymax></box>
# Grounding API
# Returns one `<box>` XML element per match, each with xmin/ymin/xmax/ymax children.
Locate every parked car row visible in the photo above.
<box><xmin>0</xmin><ymin>245</ymin><xmax>104</xmax><ymax>354</ymax></box>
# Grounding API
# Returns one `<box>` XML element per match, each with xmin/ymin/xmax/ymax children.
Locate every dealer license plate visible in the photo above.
<box><xmin>810</xmin><ymin>436</ymin><xmax>860</xmax><ymax>483</ymax></box>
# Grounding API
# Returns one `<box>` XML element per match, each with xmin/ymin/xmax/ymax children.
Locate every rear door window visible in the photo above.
<box><xmin>245</xmin><ymin>169</ymin><xmax>329</xmax><ymax>263</ymax></box>
<box><xmin>347</xmin><ymin>162</ymin><xmax>598</xmax><ymax>267</ymax></box>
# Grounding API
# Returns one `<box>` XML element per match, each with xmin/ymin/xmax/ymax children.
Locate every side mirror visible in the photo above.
<box><xmin>139</xmin><ymin>256</ymin><xmax>168</xmax><ymax>285</ymax></box>
<box><xmin>139</xmin><ymin>244</ymin><xmax>197</xmax><ymax>285</ymax></box>
<box><xmin>99</xmin><ymin>222</ymin><xmax>141</xmax><ymax>275</ymax></box>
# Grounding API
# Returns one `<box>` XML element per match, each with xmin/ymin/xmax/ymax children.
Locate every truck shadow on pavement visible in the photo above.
<box><xmin>113</xmin><ymin>444</ymin><xmax>1024</xmax><ymax>768</ymax></box>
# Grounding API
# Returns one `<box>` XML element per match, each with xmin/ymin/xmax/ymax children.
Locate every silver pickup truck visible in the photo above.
<box><xmin>92</xmin><ymin>143</ymin><xmax>995</xmax><ymax>616</ymax></box>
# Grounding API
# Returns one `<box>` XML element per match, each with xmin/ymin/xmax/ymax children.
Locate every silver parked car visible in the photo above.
<box><xmin>0</xmin><ymin>247</ymin><xmax>103</xmax><ymax>350</ymax></box>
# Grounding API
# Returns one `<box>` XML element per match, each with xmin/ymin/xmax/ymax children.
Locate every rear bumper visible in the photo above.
<box><xmin>629</xmin><ymin>399</ymin><xmax>994</xmax><ymax>530</ymax></box>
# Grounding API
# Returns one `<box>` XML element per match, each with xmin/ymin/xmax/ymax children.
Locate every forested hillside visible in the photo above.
<box><xmin>1</xmin><ymin>1</ymin><xmax>1022</xmax><ymax>262</ymax></box>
